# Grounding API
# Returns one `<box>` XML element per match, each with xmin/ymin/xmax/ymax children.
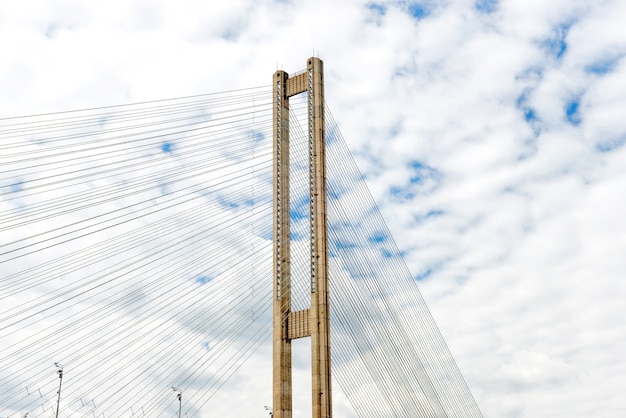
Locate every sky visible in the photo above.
<box><xmin>2</xmin><ymin>0</ymin><xmax>626</xmax><ymax>417</ymax></box>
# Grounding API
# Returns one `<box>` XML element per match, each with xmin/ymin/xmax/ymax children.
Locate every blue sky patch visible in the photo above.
<box><xmin>585</xmin><ymin>58</ymin><xmax>620</xmax><ymax>75</ymax></box>
<box><xmin>161</xmin><ymin>142</ymin><xmax>173</xmax><ymax>153</ymax></box>
<box><xmin>517</xmin><ymin>137</ymin><xmax>539</xmax><ymax>161</ymax></box>
<box><xmin>290</xmin><ymin>208</ymin><xmax>306</xmax><ymax>220</ymax></box>
<box><xmin>290</xmin><ymin>231</ymin><xmax>305</xmax><ymax>240</ymax></box>
<box><xmin>409</xmin><ymin>160</ymin><xmax>426</xmax><ymax>170</ymax></box>
<box><xmin>393</xmin><ymin>59</ymin><xmax>418</xmax><ymax>79</ymax></box>
<box><xmin>258</xmin><ymin>224</ymin><xmax>273</xmax><ymax>241</ymax></box>
<box><xmin>251</xmin><ymin>131</ymin><xmax>265</xmax><ymax>143</ymax></box>
<box><xmin>327</xmin><ymin>184</ymin><xmax>344</xmax><ymax>201</ymax></box>
<box><xmin>565</xmin><ymin>98</ymin><xmax>581</xmax><ymax>125</ymax></box>
<box><xmin>415</xmin><ymin>267</ymin><xmax>433</xmax><ymax>281</ymax></box>
<box><xmin>382</xmin><ymin>248</ymin><xmax>395</xmax><ymax>259</ymax></box>
<box><xmin>524</xmin><ymin>108</ymin><xmax>536</xmax><ymax>122</ymax></box>
<box><xmin>10</xmin><ymin>180</ymin><xmax>24</xmax><ymax>193</ymax></box>
<box><xmin>196</xmin><ymin>275</ymin><xmax>213</xmax><ymax>285</ymax></box>
<box><xmin>202</xmin><ymin>341</ymin><xmax>211</xmax><ymax>351</ymax></box>
<box><xmin>367</xmin><ymin>2</ymin><xmax>386</xmax><ymax>15</ymax></box>
<box><xmin>414</xmin><ymin>209</ymin><xmax>444</xmax><ymax>224</ymax></box>
<box><xmin>596</xmin><ymin>137</ymin><xmax>626</xmax><ymax>153</ymax></box>
<box><xmin>218</xmin><ymin>196</ymin><xmax>239</xmax><ymax>209</ymax></box>
<box><xmin>409</xmin><ymin>160</ymin><xmax>438</xmax><ymax>184</ymax></box>
<box><xmin>391</xmin><ymin>160</ymin><xmax>441</xmax><ymax>200</ymax></box>
<box><xmin>543</xmin><ymin>23</ymin><xmax>571</xmax><ymax>59</ymax></box>
<box><xmin>390</xmin><ymin>186</ymin><xmax>414</xmax><ymax>200</ymax></box>
<box><xmin>475</xmin><ymin>0</ymin><xmax>498</xmax><ymax>13</ymax></box>
<box><xmin>290</xmin><ymin>196</ymin><xmax>309</xmax><ymax>221</ymax></box>
<box><xmin>326</xmin><ymin>123</ymin><xmax>342</xmax><ymax>145</ymax></box>
<box><xmin>368</xmin><ymin>232</ymin><xmax>386</xmax><ymax>244</ymax></box>
<box><xmin>332</xmin><ymin>238</ymin><xmax>357</xmax><ymax>251</ymax></box>
<box><xmin>516</xmin><ymin>91</ymin><xmax>541</xmax><ymax>134</ymax></box>
<box><xmin>407</xmin><ymin>3</ymin><xmax>429</xmax><ymax>19</ymax></box>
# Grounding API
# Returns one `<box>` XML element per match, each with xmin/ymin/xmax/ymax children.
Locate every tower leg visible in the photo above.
<box><xmin>273</xmin><ymin>69</ymin><xmax>292</xmax><ymax>418</ymax></box>
<box><xmin>308</xmin><ymin>57</ymin><xmax>332</xmax><ymax>418</ymax></box>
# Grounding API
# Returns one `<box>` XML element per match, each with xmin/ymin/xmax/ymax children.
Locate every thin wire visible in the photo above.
<box><xmin>0</xmin><ymin>85</ymin><xmax>271</xmax><ymax>121</ymax></box>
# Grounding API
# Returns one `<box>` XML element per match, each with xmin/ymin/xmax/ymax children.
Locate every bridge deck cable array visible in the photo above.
<box><xmin>0</xmin><ymin>86</ymin><xmax>481</xmax><ymax>417</ymax></box>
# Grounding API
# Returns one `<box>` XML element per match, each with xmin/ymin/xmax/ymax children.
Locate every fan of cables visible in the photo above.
<box><xmin>0</xmin><ymin>86</ymin><xmax>481</xmax><ymax>417</ymax></box>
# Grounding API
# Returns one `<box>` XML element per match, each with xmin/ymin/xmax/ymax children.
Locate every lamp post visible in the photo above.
<box><xmin>54</xmin><ymin>363</ymin><xmax>63</xmax><ymax>418</ymax></box>
<box><xmin>171</xmin><ymin>387</ymin><xmax>182</xmax><ymax>418</ymax></box>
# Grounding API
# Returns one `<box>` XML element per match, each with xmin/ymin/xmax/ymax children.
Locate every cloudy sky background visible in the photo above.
<box><xmin>2</xmin><ymin>0</ymin><xmax>626</xmax><ymax>417</ymax></box>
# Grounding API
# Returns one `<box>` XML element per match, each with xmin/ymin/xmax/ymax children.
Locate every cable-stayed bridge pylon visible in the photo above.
<box><xmin>0</xmin><ymin>60</ymin><xmax>482</xmax><ymax>418</ymax></box>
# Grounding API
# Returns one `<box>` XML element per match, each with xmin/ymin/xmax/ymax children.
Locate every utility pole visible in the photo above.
<box><xmin>272</xmin><ymin>57</ymin><xmax>332</xmax><ymax>418</ymax></box>
<box><xmin>54</xmin><ymin>363</ymin><xmax>63</xmax><ymax>418</ymax></box>
<box><xmin>172</xmin><ymin>387</ymin><xmax>182</xmax><ymax>418</ymax></box>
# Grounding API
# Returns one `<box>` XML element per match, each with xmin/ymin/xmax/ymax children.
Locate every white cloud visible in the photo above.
<box><xmin>2</xmin><ymin>0</ymin><xmax>626</xmax><ymax>416</ymax></box>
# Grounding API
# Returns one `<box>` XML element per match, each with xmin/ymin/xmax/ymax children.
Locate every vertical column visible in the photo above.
<box><xmin>273</xmin><ymin>70</ymin><xmax>292</xmax><ymax>418</ymax></box>
<box><xmin>308</xmin><ymin>57</ymin><xmax>332</xmax><ymax>418</ymax></box>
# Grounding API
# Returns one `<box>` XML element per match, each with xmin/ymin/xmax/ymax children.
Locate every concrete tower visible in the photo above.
<box><xmin>272</xmin><ymin>57</ymin><xmax>332</xmax><ymax>418</ymax></box>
